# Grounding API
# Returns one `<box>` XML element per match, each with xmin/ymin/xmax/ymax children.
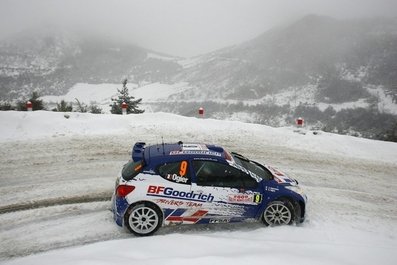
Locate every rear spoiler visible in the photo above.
<box><xmin>132</xmin><ymin>142</ymin><xmax>146</xmax><ymax>162</ymax></box>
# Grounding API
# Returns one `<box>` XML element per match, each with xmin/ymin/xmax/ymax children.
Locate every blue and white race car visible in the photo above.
<box><xmin>111</xmin><ymin>142</ymin><xmax>307</xmax><ymax>236</ymax></box>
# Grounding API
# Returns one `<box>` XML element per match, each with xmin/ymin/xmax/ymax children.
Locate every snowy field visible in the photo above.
<box><xmin>40</xmin><ymin>82</ymin><xmax>397</xmax><ymax>116</ymax></box>
<box><xmin>40</xmin><ymin>82</ymin><xmax>192</xmax><ymax>113</ymax></box>
<box><xmin>0</xmin><ymin>111</ymin><xmax>396</xmax><ymax>265</ymax></box>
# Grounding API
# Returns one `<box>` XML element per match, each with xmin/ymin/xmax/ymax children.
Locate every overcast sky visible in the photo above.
<box><xmin>0</xmin><ymin>0</ymin><xmax>396</xmax><ymax>57</ymax></box>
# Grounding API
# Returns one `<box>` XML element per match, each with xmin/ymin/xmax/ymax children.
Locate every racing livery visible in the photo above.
<box><xmin>111</xmin><ymin>142</ymin><xmax>307</xmax><ymax>236</ymax></box>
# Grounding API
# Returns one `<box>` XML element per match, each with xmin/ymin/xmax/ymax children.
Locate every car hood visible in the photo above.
<box><xmin>264</xmin><ymin>165</ymin><xmax>297</xmax><ymax>185</ymax></box>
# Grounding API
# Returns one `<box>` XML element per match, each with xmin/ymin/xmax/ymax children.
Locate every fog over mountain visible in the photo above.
<box><xmin>177</xmin><ymin>15</ymin><xmax>397</xmax><ymax>100</ymax></box>
<box><xmin>0</xmin><ymin>28</ymin><xmax>181</xmax><ymax>99</ymax></box>
<box><xmin>0</xmin><ymin>10</ymin><xmax>396</xmax><ymax>141</ymax></box>
<box><xmin>1</xmin><ymin>0</ymin><xmax>397</xmax><ymax>57</ymax></box>
<box><xmin>164</xmin><ymin>15</ymin><xmax>397</xmax><ymax>141</ymax></box>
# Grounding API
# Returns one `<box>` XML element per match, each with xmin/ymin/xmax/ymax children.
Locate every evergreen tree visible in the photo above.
<box><xmin>30</xmin><ymin>92</ymin><xmax>45</xmax><ymax>110</ymax></box>
<box><xmin>110</xmin><ymin>79</ymin><xmax>144</xmax><ymax>114</ymax></box>
<box><xmin>16</xmin><ymin>91</ymin><xmax>45</xmax><ymax>111</ymax></box>
<box><xmin>89</xmin><ymin>104</ymin><xmax>103</xmax><ymax>114</ymax></box>
<box><xmin>0</xmin><ymin>101</ymin><xmax>14</xmax><ymax>110</ymax></box>
<box><xmin>53</xmin><ymin>100</ymin><xmax>73</xmax><ymax>112</ymax></box>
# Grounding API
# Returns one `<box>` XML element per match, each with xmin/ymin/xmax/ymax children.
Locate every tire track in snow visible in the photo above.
<box><xmin>1</xmin><ymin>135</ymin><xmax>397</xmax><ymax>260</ymax></box>
<box><xmin>0</xmin><ymin>192</ymin><xmax>112</xmax><ymax>214</ymax></box>
<box><xmin>0</xmin><ymin>201</ymin><xmax>126</xmax><ymax>260</ymax></box>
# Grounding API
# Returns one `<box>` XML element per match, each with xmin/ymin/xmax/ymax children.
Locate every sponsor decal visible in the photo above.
<box><xmin>181</xmin><ymin>144</ymin><xmax>207</xmax><ymax>150</ymax></box>
<box><xmin>267</xmin><ymin>166</ymin><xmax>285</xmax><ymax>176</ymax></box>
<box><xmin>229</xmin><ymin>194</ymin><xmax>253</xmax><ymax>203</ymax></box>
<box><xmin>193</xmin><ymin>157</ymin><xmax>218</xmax><ymax>162</ymax></box>
<box><xmin>170</xmin><ymin>150</ymin><xmax>222</xmax><ymax>156</ymax></box>
<box><xmin>147</xmin><ymin>185</ymin><xmax>214</xmax><ymax>202</ymax></box>
<box><xmin>156</xmin><ymin>199</ymin><xmax>202</xmax><ymax>207</ymax></box>
<box><xmin>266</xmin><ymin>166</ymin><xmax>294</xmax><ymax>184</ymax></box>
<box><xmin>156</xmin><ymin>199</ymin><xmax>184</xmax><ymax>207</ymax></box>
<box><xmin>209</xmin><ymin>218</ymin><xmax>230</xmax><ymax>224</ymax></box>
<box><xmin>228</xmin><ymin>193</ymin><xmax>263</xmax><ymax>204</ymax></box>
<box><xmin>265</xmin><ymin>186</ymin><xmax>279</xmax><ymax>192</ymax></box>
<box><xmin>185</xmin><ymin>201</ymin><xmax>203</xmax><ymax>207</ymax></box>
<box><xmin>165</xmin><ymin>209</ymin><xmax>208</xmax><ymax>224</ymax></box>
<box><xmin>265</xmin><ymin>165</ymin><xmax>295</xmax><ymax>184</ymax></box>
<box><xmin>166</xmin><ymin>174</ymin><xmax>189</xmax><ymax>183</ymax></box>
<box><xmin>273</xmin><ymin>175</ymin><xmax>294</xmax><ymax>184</ymax></box>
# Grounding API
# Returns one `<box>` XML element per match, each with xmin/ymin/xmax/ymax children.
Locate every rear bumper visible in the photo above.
<box><xmin>111</xmin><ymin>194</ymin><xmax>130</xmax><ymax>227</ymax></box>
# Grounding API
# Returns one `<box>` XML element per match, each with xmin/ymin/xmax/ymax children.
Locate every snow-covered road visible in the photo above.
<box><xmin>0</xmin><ymin>112</ymin><xmax>396</xmax><ymax>264</ymax></box>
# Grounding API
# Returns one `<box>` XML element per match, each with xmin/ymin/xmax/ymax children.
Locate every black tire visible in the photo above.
<box><xmin>124</xmin><ymin>202</ymin><xmax>162</xmax><ymax>236</ymax></box>
<box><xmin>262</xmin><ymin>200</ymin><xmax>295</xmax><ymax>226</ymax></box>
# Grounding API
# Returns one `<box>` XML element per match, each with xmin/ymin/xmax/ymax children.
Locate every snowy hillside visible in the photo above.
<box><xmin>178</xmin><ymin>15</ymin><xmax>397</xmax><ymax>102</ymax></box>
<box><xmin>0</xmin><ymin>29</ymin><xmax>181</xmax><ymax>99</ymax></box>
<box><xmin>40</xmin><ymin>82</ymin><xmax>192</xmax><ymax>113</ymax></box>
<box><xmin>0</xmin><ymin>111</ymin><xmax>396</xmax><ymax>264</ymax></box>
<box><xmin>38</xmin><ymin>81</ymin><xmax>397</xmax><ymax>142</ymax></box>
<box><xmin>40</xmin><ymin>82</ymin><xmax>397</xmax><ymax>116</ymax></box>
<box><xmin>171</xmin><ymin>15</ymin><xmax>397</xmax><ymax>139</ymax></box>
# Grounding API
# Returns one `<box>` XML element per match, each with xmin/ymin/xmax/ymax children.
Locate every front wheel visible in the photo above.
<box><xmin>262</xmin><ymin>200</ymin><xmax>294</xmax><ymax>226</ymax></box>
<box><xmin>125</xmin><ymin>203</ymin><xmax>162</xmax><ymax>236</ymax></box>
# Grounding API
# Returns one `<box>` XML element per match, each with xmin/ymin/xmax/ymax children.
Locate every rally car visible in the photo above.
<box><xmin>111</xmin><ymin>142</ymin><xmax>307</xmax><ymax>236</ymax></box>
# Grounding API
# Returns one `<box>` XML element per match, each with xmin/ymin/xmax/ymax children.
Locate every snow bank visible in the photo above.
<box><xmin>1</xmin><ymin>111</ymin><xmax>396</xmax><ymax>164</ymax></box>
<box><xmin>1</xmin><ymin>110</ymin><xmax>396</xmax><ymax>265</ymax></box>
<box><xmin>4</xmin><ymin>224</ymin><xmax>396</xmax><ymax>265</ymax></box>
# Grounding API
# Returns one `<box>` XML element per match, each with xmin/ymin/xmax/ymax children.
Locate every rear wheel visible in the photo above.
<box><xmin>125</xmin><ymin>203</ymin><xmax>162</xmax><ymax>236</ymax></box>
<box><xmin>262</xmin><ymin>200</ymin><xmax>294</xmax><ymax>226</ymax></box>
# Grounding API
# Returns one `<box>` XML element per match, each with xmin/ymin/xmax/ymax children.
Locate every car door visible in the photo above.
<box><xmin>150</xmin><ymin>160</ymin><xmax>204</xmax><ymax>225</ymax></box>
<box><xmin>191</xmin><ymin>160</ymin><xmax>262</xmax><ymax>223</ymax></box>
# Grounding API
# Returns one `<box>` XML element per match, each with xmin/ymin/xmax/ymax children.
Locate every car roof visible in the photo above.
<box><xmin>132</xmin><ymin>142</ymin><xmax>230</xmax><ymax>166</ymax></box>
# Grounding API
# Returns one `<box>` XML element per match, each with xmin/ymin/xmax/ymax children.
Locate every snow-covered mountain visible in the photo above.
<box><xmin>172</xmin><ymin>15</ymin><xmax>397</xmax><ymax>140</ymax></box>
<box><xmin>3</xmin><ymin>15</ymin><xmax>397</xmax><ymax>103</ymax></box>
<box><xmin>178</xmin><ymin>15</ymin><xmax>397</xmax><ymax>101</ymax></box>
<box><xmin>1</xmin><ymin>15</ymin><xmax>397</xmax><ymax>141</ymax></box>
<box><xmin>0</xmin><ymin>28</ymin><xmax>181</xmax><ymax>99</ymax></box>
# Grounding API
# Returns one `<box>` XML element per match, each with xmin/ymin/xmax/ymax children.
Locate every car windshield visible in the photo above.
<box><xmin>232</xmin><ymin>154</ymin><xmax>273</xmax><ymax>181</ymax></box>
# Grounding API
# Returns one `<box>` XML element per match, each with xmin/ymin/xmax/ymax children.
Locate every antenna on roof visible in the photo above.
<box><xmin>161</xmin><ymin>136</ymin><xmax>165</xmax><ymax>155</ymax></box>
